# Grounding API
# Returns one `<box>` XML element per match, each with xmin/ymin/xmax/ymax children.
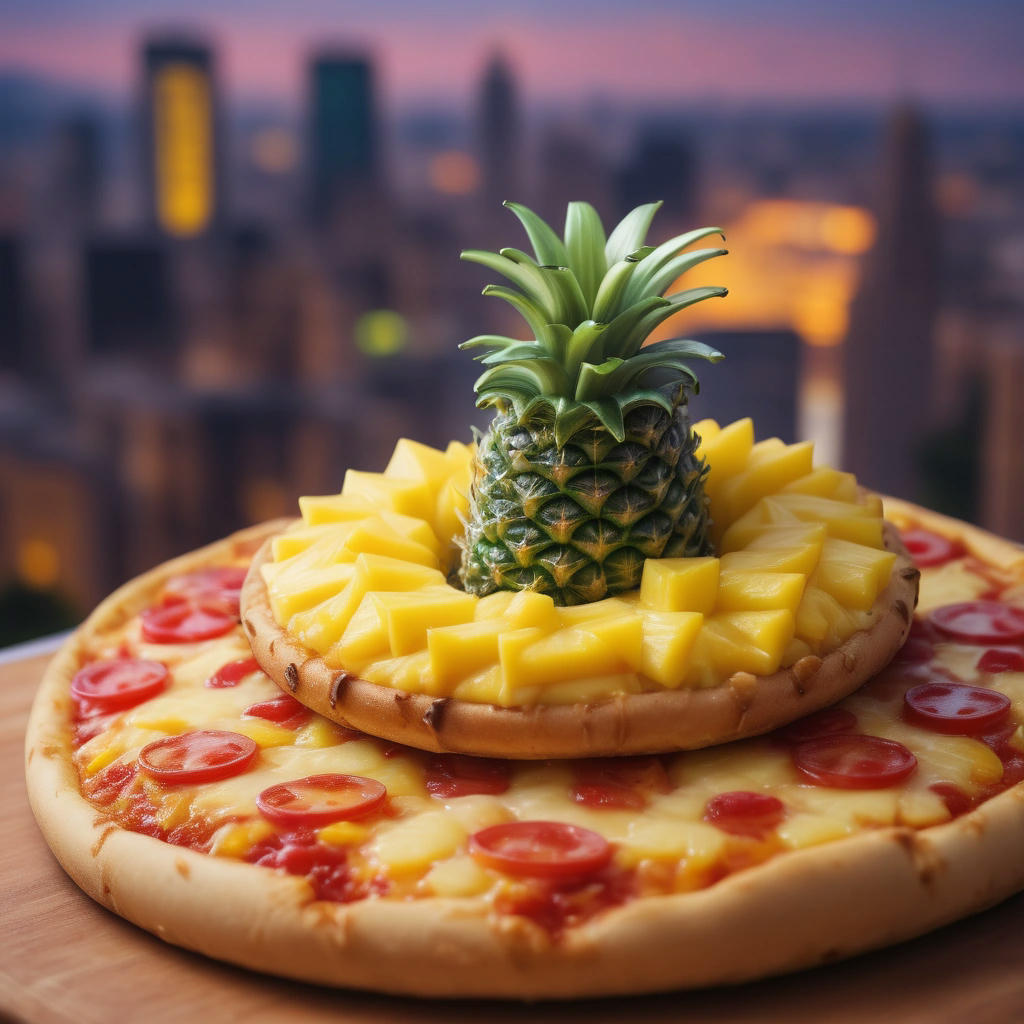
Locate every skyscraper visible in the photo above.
<box><xmin>476</xmin><ymin>53</ymin><xmax>521</xmax><ymax>214</ymax></box>
<box><xmin>141</xmin><ymin>35</ymin><xmax>222</xmax><ymax>239</ymax></box>
<box><xmin>841</xmin><ymin>106</ymin><xmax>939</xmax><ymax>500</ymax></box>
<box><xmin>308</xmin><ymin>52</ymin><xmax>377</xmax><ymax>221</ymax></box>
<box><xmin>616</xmin><ymin>128</ymin><xmax>698</xmax><ymax>224</ymax></box>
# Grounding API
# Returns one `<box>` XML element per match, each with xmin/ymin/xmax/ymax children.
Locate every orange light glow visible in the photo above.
<box><xmin>154</xmin><ymin>63</ymin><xmax>213</xmax><ymax>237</ymax></box>
<box><xmin>657</xmin><ymin>199</ymin><xmax>874</xmax><ymax>349</ymax></box>
<box><xmin>429</xmin><ymin>151</ymin><xmax>480</xmax><ymax>196</ymax></box>
<box><xmin>17</xmin><ymin>538</ymin><xmax>60</xmax><ymax>589</ymax></box>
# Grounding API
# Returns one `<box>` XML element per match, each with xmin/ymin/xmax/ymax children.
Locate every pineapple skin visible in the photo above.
<box><xmin>460</xmin><ymin>392</ymin><xmax>713</xmax><ymax>605</ymax></box>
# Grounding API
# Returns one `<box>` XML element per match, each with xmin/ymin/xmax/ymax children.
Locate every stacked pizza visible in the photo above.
<box><xmin>25</xmin><ymin>426</ymin><xmax>1024</xmax><ymax>998</ymax></box>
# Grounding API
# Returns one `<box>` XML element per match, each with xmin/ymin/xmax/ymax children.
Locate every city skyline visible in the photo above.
<box><xmin>2</xmin><ymin>1</ymin><xmax>1023</xmax><ymax>109</ymax></box>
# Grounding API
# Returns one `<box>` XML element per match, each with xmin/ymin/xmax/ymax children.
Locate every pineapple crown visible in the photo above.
<box><xmin>460</xmin><ymin>200</ymin><xmax>728</xmax><ymax>446</ymax></box>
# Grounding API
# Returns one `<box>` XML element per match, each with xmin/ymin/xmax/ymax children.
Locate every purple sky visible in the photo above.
<box><xmin>2</xmin><ymin>0</ymin><xmax>1023</xmax><ymax>108</ymax></box>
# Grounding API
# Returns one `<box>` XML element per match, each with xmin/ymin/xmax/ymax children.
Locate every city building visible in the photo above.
<box><xmin>141</xmin><ymin>34</ymin><xmax>223</xmax><ymax>240</ymax></box>
<box><xmin>476</xmin><ymin>53</ymin><xmax>521</xmax><ymax>219</ymax></box>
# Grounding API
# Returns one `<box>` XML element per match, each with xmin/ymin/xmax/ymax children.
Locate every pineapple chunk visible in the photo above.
<box><xmin>374</xmin><ymin>586</ymin><xmax>477</xmax><ymax>656</ymax></box>
<box><xmin>640</xmin><ymin>556</ymin><xmax>720</xmax><ymax>614</ymax></box>
<box><xmin>272</xmin><ymin>522</ymin><xmax>359</xmax><ymax>562</ymax></box>
<box><xmin>435</xmin><ymin>471</ymin><xmax>470</xmax><ymax>556</ymax></box>
<box><xmin>290</xmin><ymin>555</ymin><xmax>446</xmax><ymax>654</ymax></box>
<box><xmin>687</xmin><ymin>610</ymin><xmax>795</xmax><ymax>684</ymax></box>
<box><xmin>268</xmin><ymin>563</ymin><xmax>356</xmax><ymax>622</ymax></box>
<box><xmin>557</xmin><ymin>597</ymin><xmax>635</xmax><ymax>626</ymax></box>
<box><xmin>781</xmin><ymin>467</ymin><xmax>859</xmax><ymax>502</ymax></box>
<box><xmin>370</xmin><ymin>811</ymin><xmax>468</xmax><ymax>875</ymax></box>
<box><xmin>716</xmin><ymin>570</ymin><xmax>807</xmax><ymax>615</ymax></box>
<box><xmin>768</xmin><ymin>495</ymin><xmax>884</xmax><ymax>548</ymax></box>
<box><xmin>474</xmin><ymin>591</ymin><xmax>517</xmax><ymax>620</ymax></box>
<box><xmin>712</xmin><ymin>440</ymin><xmax>815</xmax><ymax>531</ymax></box>
<box><xmin>339</xmin><ymin>520</ymin><xmax>440</xmax><ymax>568</ymax></box>
<box><xmin>721</xmin><ymin>545</ymin><xmax>823</xmax><ymax>577</ymax></box>
<box><xmin>794</xmin><ymin>586</ymin><xmax>864</xmax><ymax>650</ymax></box>
<box><xmin>384</xmin><ymin>438</ymin><xmax>452</xmax><ymax>490</ymax></box>
<box><xmin>428</xmin><ymin>619</ymin><xmax>506</xmax><ymax>690</ymax></box>
<box><xmin>504</xmin><ymin>590</ymin><xmax>559</xmax><ymax>631</ymax></box>
<box><xmin>699</xmin><ymin>417</ymin><xmax>754</xmax><ymax>483</ymax></box>
<box><xmin>812</xmin><ymin>539</ymin><xmax>896</xmax><ymax>611</ymax></box>
<box><xmin>341</xmin><ymin>469</ymin><xmax>435</xmax><ymax>522</ymax></box>
<box><xmin>641</xmin><ymin>611</ymin><xmax>704</xmax><ymax>688</ymax></box>
<box><xmin>742</xmin><ymin>522</ymin><xmax>828</xmax><ymax>551</ymax></box>
<box><xmin>297</xmin><ymin>494</ymin><xmax>375</xmax><ymax>525</ymax></box>
<box><xmin>692</xmin><ymin>418</ymin><xmax>721</xmax><ymax>443</ymax></box>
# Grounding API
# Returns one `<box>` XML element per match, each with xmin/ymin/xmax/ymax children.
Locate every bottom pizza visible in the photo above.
<box><xmin>24</xmin><ymin>499</ymin><xmax>1024</xmax><ymax>999</ymax></box>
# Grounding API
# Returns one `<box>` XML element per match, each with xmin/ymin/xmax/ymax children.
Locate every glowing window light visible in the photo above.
<box><xmin>356</xmin><ymin>310</ymin><xmax>409</xmax><ymax>357</ymax></box>
<box><xmin>17</xmin><ymin>538</ymin><xmax>60</xmax><ymax>589</ymax></box>
<box><xmin>154</xmin><ymin>63</ymin><xmax>213</xmax><ymax>237</ymax></box>
<box><xmin>429</xmin><ymin>151</ymin><xmax>480</xmax><ymax>196</ymax></box>
<box><xmin>250</xmin><ymin>128</ymin><xmax>298</xmax><ymax>174</ymax></box>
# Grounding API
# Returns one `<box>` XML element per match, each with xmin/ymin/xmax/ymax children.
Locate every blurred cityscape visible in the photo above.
<box><xmin>2</xmin><ymin>24</ymin><xmax>1024</xmax><ymax>644</ymax></box>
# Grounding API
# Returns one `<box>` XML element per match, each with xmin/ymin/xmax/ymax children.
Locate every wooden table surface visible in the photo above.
<box><xmin>4</xmin><ymin>649</ymin><xmax>1024</xmax><ymax>1024</ymax></box>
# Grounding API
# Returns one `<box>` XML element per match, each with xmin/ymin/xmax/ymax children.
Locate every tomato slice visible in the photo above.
<box><xmin>903</xmin><ymin>681</ymin><xmax>1011</xmax><ymax>735</ymax></box>
<box><xmin>571</xmin><ymin>756</ymin><xmax>671</xmax><ymax>810</ymax></box>
<box><xmin>243</xmin><ymin>693</ymin><xmax>312</xmax><ymax>730</ymax></box>
<box><xmin>206</xmin><ymin>656</ymin><xmax>262</xmax><ymax>688</ymax></box>
<box><xmin>977</xmin><ymin>647</ymin><xmax>1024</xmax><ymax>674</ymax></box>
<box><xmin>164</xmin><ymin>566</ymin><xmax>248</xmax><ymax>617</ymax></box>
<box><xmin>141</xmin><ymin>602</ymin><xmax>237</xmax><ymax>644</ymax></box>
<box><xmin>775</xmin><ymin>708</ymin><xmax>857</xmax><ymax>745</ymax></box>
<box><xmin>469</xmin><ymin>821</ymin><xmax>612</xmax><ymax>880</ymax></box>
<box><xmin>139</xmin><ymin>730</ymin><xmax>258</xmax><ymax>784</ymax></box>
<box><xmin>257</xmin><ymin>774</ymin><xmax>387</xmax><ymax>827</ymax></box>
<box><xmin>704</xmin><ymin>791</ymin><xmax>786</xmax><ymax>838</ymax></box>
<box><xmin>71</xmin><ymin>659</ymin><xmax>168</xmax><ymax>712</ymax></box>
<box><xmin>793</xmin><ymin>734</ymin><xmax>917</xmax><ymax>789</ymax></box>
<box><xmin>900</xmin><ymin>529</ymin><xmax>963</xmax><ymax>568</ymax></box>
<box><xmin>929</xmin><ymin>601</ymin><xmax>1024</xmax><ymax>645</ymax></box>
<box><xmin>425</xmin><ymin>755</ymin><xmax>511</xmax><ymax>798</ymax></box>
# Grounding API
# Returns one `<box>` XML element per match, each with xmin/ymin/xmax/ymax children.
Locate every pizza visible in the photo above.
<box><xmin>24</xmin><ymin>497</ymin><xmax>1024</xmax><ymax>999</ymax></box>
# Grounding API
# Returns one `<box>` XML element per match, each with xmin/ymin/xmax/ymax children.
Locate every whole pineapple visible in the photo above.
<box><xmin>459</xmin><ymin>201</ymin><xmax>727</xmax><ymax>605</ymax></box>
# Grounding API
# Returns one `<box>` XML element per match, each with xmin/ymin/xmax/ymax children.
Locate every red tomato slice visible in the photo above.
<box><xmin>243</xmin><ymin>693</ymin><xmax>312</xmax><ymax>730</ymax></box>
<box><xmin>793</xmin><ymin>734</ymin><xmax>917</xmax><ymax>789</ymax></box>
<box><xmin>139</xmin><ymin>730</ymin><xmax>258</xmax><ymax>785</ymax></box>
<box><xmin>164</xmin><ymin>566</ymin><xmax>248</xmax><ymax>617</ymax></box>
<box><xmin>206</xmin><ymin>656</ymin><xmax>262</xmax><ymax>688</ymax></box>
<box><xmin>141</xmin><ymin>602</ymin><xmax>237</xmax><ymax>644</ymax></box>
<box><xmin>900</xmin><ymin>529</ymin><xmax>963</xmax><ymax>568</ymax></box>
<box><xmin>425</xmin><ymin>755</ymin><xmax>511</xmax><ymax>798</ymax></box>
<box><xmin>571</xmin><ymin>756</ymin><xmax>671</xmax><ymax>810</ymax></box>
<box><xmin>470</xmin><ymin>821</ymin><xmax>612</xmax><ymax>879</ymax></box>
<box><xmin>704</xmin><ymin>791</ymin><xmax>786</xmax><ymax>838</ymax></box>
<box><xmin>775</xmin><ymin>708</ymin><xmax>857</xmax><ymax>745</ymax></box>
<box><xmin>257</xmin><ymin>774</ymin><xmax>387</xmax><ymax>827</ymax></box>
<box><xmin>977</xmin><ymin>647</ymin><xmax>1024</xmax><ymax>674</ymax></box>
<box><xmin>71</xmin><ymin>659</ymin><xmax>168</xmax><ymax>712</ymax></box>
<box><xmin>929</xmin><ymin>601</ymin><xmax>1024</xmax><ymax>645</ymax></box>
<box><xmin>903</xmin><ymin>681</ymin><xmax>1011</xmax><ymax>735</ymax></box>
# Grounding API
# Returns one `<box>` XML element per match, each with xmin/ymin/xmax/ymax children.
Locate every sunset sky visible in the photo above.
<box><xmin>2</xmin><ymin>0</ymin><xmax>1023</xmax><ymax>109</ymax></box>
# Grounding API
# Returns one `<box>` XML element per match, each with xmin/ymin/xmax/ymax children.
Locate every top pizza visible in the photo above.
<box><xmin>244</xmin><ymin>419</ymin><xmax>917</xmax><ymax>756</ymax></box>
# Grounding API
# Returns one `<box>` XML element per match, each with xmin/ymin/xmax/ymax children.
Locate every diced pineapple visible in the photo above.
<box><xmin>622</xmin><ymin>817</ymin><xmax>726</xmax><ymax>867</ymax></box>
<box><xmin>435</xmin><ymin>472</ymin><xmax>470</xmax><ymax>557</ymax></box>
<box><xmin>329</xmin><ymin>593</ymin><xmax>391</xmax><ymax>669</ymax></box>
<box><xmin>212</xmin><ymin>820</ymin><xmax>276</xmax><ymax>859</ymax></box>
<box><xmin>781</xmin><ymin>467</ymin><xmax>859</xmax><ymax>502</ymax></box>
<box><xmin>742</xmin><ymin>522</ymin><xmax>828</xmax><ymax>551</ymax></box>
<box><xmin>794</xmin><ymin>586</ymin><xmax>863</xmax><ymax>650</ymax></box>
<box><xmin>557</xmin><ymin>597</ymin><xmax>635</xmax><ymax>626</ymax></box>
<box><xmin>812</xmin><ymin>539</ymin><xmax>896</xmax><ymax>611</ymax></box>
<box><xmin>423</xmin><ymin>856</ymin><xmax>493</xmax><ymax>897</ymax></box>
<box><xmin>768</xmin><ymin>495</ymin><xmax>885</xmax><ymax>548</ymax></box>
<box><xmin>268</xmin><ymin>563</ymin><xmax>356</xmax><ymax>622</ymax></box>
<box><xmin>341</xmin><ymin>469</ymin><xmax>435</xmax><ymax>522</ymax></box>
<box><xmin>294</xmin><ymin>717</ymin><xmax>351</xmax><ymax>749</ymax></box>
<box><xmin>687</xmin><ymin>610</ymin><xmax>795</xmax><ymax>684</ymax></box>
<box><xmin>716</xmin><ymin>570</ymin><xmax>807</xmax><ymax>615</ymax></box>
<box><xmin>297</xmin><ymin>494</ymin><xmax>375</xmax><ymax>525</ymax></box>
<box><xmin>370</xmin><ymin>811</ymin><xmax>468</xmax><ymax>874</ymax></box>
<box><xmin>640</xmin><ymin>556</ymin><xmax>720</xmax><ymax>614</ymax></box>
<box><xmin>384</xmin><ymin>438</ymin><xmax>452</xmax><ymax>491</ymax></box>
<box><xmin>776</xmin><ymin>813</ymin><xmax>855</xmax><ymax>850</ymax></box>
<box><xmin>444</xmin><ymin>439</ymin><xmax>474</xmax><ymax>470</ymax></box>
<box><xmin>692</xmin><ymin>418</ymin><xmax>721</xmax><ymax>444</ymax></box>
<box><xmin>504</xmin><ymin>590</ymin><xmax>559</xmax><ymax>631</ymax></box>
<box><xmin>272</xmin><ymin>522</ymin><xmax>360</xmax><ymax>562</ymax></box>
<box><xmin>318</xmin><ymin>821</ymin><xmax>370</xmax><ymax>846</ymax></box>
<box><xmin>428</xmin><ymin>619</ymin><xmax>505</xmax><ymax>690</ymax></box>
<box><xmin>474</xmin><ymin>591</ymin><xmax>517</xmax><ymax>619</ymax></box>
<box><xmin>720</xmin><ymin>545</ymin><xmax>823</xmax><ymax>577</ymax></box>
<box><xmin>712</xmin><ymin>440</ymin><xmax>815</xmax><ymax>532</ymax></box>
<box><xmin>699</xmin><ymin>417</ymin><xmax>754</xmax><ymax>483</ymax></box>
<box><xmin>340</xmin><ymin>520</ymin><xmax>440</xmax><ymax>568</ymax></box>
<box><xmin>451</xmin><ymin>665</ymin><xmax>503</xmax><ymax>704</ymax></box>
<box><xmin>641</xmin><ymin>611</ymin><xmax>704</xmax><ymax>688</ymax></box>
<box><xmin>374</xmin><ymin>586</ymin><xmax>477</xmax><ymax>657</ymax></box>
<box><xmin>232</xmin><ymin>718</ymin><xmax>297</xmax><ymax>748</ymax></box>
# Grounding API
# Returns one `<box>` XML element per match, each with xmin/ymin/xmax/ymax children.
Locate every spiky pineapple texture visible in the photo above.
<box><xmin>459</xmin><ymin>200</ymin><xmax>728</xmax><ymax>604</ymax></box>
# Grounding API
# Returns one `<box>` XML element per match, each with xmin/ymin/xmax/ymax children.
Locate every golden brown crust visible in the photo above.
<box><xmin>25</xmin><ymin>502</ymin><xmax>1024</xmax><ymax>999</ymax></box>
<box><xmin>241</xmin><ymin>520</ymin><xmax>919</xmax><ymax>758</ymax></box>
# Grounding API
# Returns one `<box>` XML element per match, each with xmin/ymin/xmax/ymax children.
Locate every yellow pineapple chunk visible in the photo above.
<box><xmin>444</xmin><ymin>439</ymin><xmax>474</xmax><ymax>469</ymax></box>
<box><xmin>384</xmin><ymin>437</ymin><xmax>452</xmax><ymax>491</ymax></box>
<box><xmin>699</xmin><ymin>417</ymin><xmax>754</xmax><ymax>482</ymax></box>
<box><xmin>435</xmin><ymin>471</ymin><xmax>470</xmax><ymax>557</ymax></box>
<box><xmin>374</xmin><ymin>586</ymin><xmax>477</xmax><ymax>656</ymax></box>
<box><xmin>474</xmin><ymin>591</ymin><xmax>517</xmax><ymax>619</ymax></box>
<box><xmin>318</xmin><ymin>821</ymin><xmax>370</xmax><ymax>847</ymax></box>
<box><xmin>721</xmin><ymin>544</ymin><xmax>823</xmax><ymax>577</ymax></box>
<box><xmin>297</xmin><ymin>494</ymin><xmax>375</xmax><ymax>525</ymax></box>
<box><xmin>268</xmin><ymin>563</ymin><xmax>356</xmax><ymax>622</ymax></box>
<box><xmin>339</xmin><ymin>520</ymin><xmax>440</xmax><ymax>568</ymax></box>
<box><xmin>428</xmin><ymin>619</ymin><xmax>505</xmax><ymax>689</ymax></box>
<box><xmin>716</xmin><ymin>570</ymin><xmax>807</xmax><ymax>614</ymax></box>
<box><xmin>640</xmin><ymin>556</ymin><xmax>720</xmax><ymax>614</ymax></box>
<box><xmin>641</xmin><ymin>611</ymin><xmax>704</xmax><ymax>687</ymax></box>
<box><xmin>504</xmin><ymin>590</ymin><xmax>559</xmax><ymax>631</ymax></box>
<box><xmin>692</xmin><ymin>417</ymin><xmax>721</xmax><ymax>443</ymax></box>
<box><xmin>781</xmin><ymin>467</ymin><xmax>859</xmax><ymax>502</ymax></box>
<box><xmin>272</xmin><ymin>522</ymin><xmax>359</xmax><ymax>561</ymax></box>
<box><xmin>712</xmin><ymin>440</ymin><xmax>815</xmax><ymax>531</ymax></box>
<box><xmin>329</xmin><ymin>593</ymin><xmax>391</xmax><ymax>668</ymax></box>
<box><xmin>794</xmin><ymin>586</ymin><xmax>863</xmax><ymax>649</ymax></box>
<box><xmin>742</xmin><ymin>522</ymin><xmax>828</xmax><ymax>551</ymax></box>
<box><xmin>290</xmin><ymin>554</ymin><xmax>445</xmax><ymax>653</ymax></box>
<box><xmin>370</xmin><ymin>812</ymin><xmax>468</xmax><ymax>875</ymax></box>
<box><xmin>362</xmin><ymin>650</ymin><xmax>435</xmax><ymax>692</ymax></box>
<box><xmin>687</xmin><ymin>610</ymin><xmax>794</xmax><ymax>684</ymax></box>
<box><xmin>341</xmin><ymin>469</ymin><xmax>434</xmax><ymax>521</ymax></box>
<box><xmin>768</xmin><ymin>495</ymin><xmax>884</xmax><ymax>548</ymax></box>
<box><xmin>812</xmin><ymin>539</ymin><xmax>896</xmax><ymax>610</ymax></box>
<box><xmin>557</xmin><ymin>597</ymin><xmax>635</xmax><ymax>626</ymax></box>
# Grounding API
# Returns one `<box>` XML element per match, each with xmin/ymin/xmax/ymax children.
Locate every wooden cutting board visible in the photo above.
<box><xmin>4</xmin><ymin>650</ymin><xmax>1024</xmax><ymax>1024</ymax></box>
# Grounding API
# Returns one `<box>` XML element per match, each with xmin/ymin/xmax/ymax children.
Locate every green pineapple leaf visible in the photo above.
<box><xmin>564</xmin><ymin>201</ymin><xmax>607</xmax><ymax>310</ymax></box>
<box><xmin>604</xmin><ymin>201</ymin><xmax>663</xmax><ymax>266</ymax></box>
<box><xmin>503</xmin><ymin>201</ymin><xmax>568</xmax><ymax>266</ymax></box>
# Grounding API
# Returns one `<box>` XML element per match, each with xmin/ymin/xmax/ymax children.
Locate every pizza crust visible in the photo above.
<box><xmin>240</xmin><ymin>520</ymin><xmax>919</xmax><ymax>758</ymax></box>
<box><xmin>25</xmin><ymin>503</ymin><xmax>1024</xmax><ymax>998</ymax></box>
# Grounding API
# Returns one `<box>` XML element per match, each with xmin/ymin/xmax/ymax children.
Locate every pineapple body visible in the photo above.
<box><xmin>461</xmin><ymin>392</ymin><xmax>712</xmax><ymax>604</ymax></box>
